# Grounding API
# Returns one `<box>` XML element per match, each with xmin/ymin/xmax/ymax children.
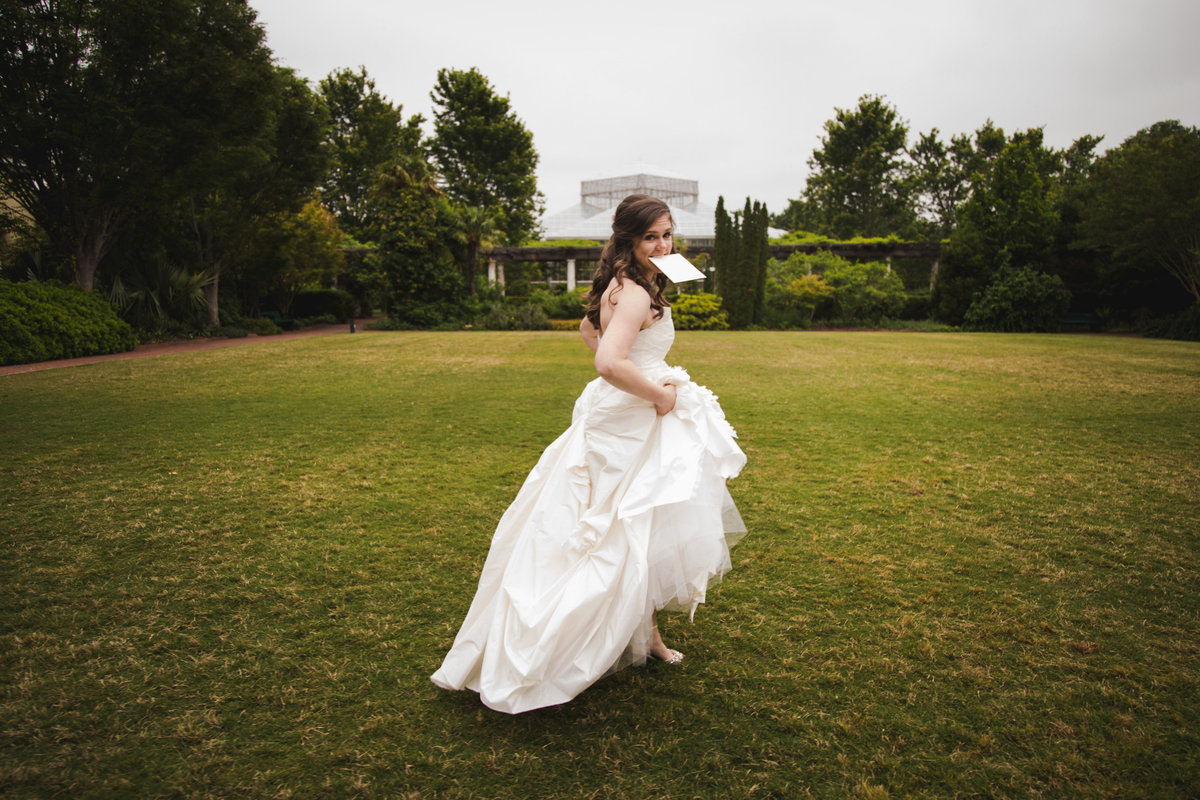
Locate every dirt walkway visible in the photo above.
<box><xmin>0</xmin><ymin>320</ymin><xmax>371</xmax><ymax>377</ymax></box>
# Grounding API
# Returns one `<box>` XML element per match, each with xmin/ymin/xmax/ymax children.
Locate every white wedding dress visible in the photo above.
<box><xmin>430</xmin><ymin>308</ymin><xmax>747</xmax><ymax>714</ymax></box>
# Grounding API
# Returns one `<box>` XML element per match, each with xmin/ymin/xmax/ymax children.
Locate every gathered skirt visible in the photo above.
<box><xmin>431</xmin><ymin>362</ymin><xmax>746</xmax><ymax>714</ymax></box>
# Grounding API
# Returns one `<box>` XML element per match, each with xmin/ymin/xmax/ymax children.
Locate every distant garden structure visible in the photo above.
<box><xmin>489</xmin><ymin>168</ymin><xmax>939</xmax><ymax>291</ymax></box>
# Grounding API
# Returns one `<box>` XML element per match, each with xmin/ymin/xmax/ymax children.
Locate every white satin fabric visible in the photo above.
<box><xmin>430</xmin><ymin>308</ymin><xmax>747</xmax><ymax>714</ymax></box>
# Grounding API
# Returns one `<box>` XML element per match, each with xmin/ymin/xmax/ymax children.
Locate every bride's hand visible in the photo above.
<box><xmin>655</xmin><ymin>384</ymin><xmax>677</xmax><ymax>416</ymax></box>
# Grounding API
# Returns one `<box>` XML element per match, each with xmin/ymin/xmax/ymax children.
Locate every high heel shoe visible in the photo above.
<box><xmin>650</xmin><ymin>648</ymin><xmax>684</xmax><ymax>664</ymax></box>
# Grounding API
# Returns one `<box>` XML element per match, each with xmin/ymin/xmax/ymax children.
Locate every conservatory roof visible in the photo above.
<box><xmin>542</xmin><ymin>198</ymin><xmax>718</xmax><ymax>242</ymax></box>
<box><xmin>542</xmin><ymin>169</ymin><xmax>783</xmax><ymax>242</ymax></box>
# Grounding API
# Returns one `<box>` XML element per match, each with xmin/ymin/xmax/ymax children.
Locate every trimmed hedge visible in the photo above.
<box><xmin>1</xmin><ymin>280</ymin><xmax>137</xmax><ymax>366</ymax></box>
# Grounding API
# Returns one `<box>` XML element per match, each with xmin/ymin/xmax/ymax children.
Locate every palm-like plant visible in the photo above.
<box><xmin>108</xmin><ymin>261</ymin><xmax>212</xmax><ymax>332</ymax></box>
<box><xmin>453</xmin><ymin>205</ymin><xmax>499</xmax><ymax>294</ymax></box>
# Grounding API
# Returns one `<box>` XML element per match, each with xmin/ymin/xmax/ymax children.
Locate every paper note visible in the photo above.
<box><xmin>649</xmin><ymin>253</ymin><xmax>705</xmax><ymax>283</ymax></box>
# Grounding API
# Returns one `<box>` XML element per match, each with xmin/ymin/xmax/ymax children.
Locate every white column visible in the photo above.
<box><xmin>566</xmin><ymin>259</ymin><xmax>576</xmax><ymax>291</ymax></box>
<box><xmin>488</xmin><ymin>258</ymin><xmax>497</xmax><ymax>284</ymax></box>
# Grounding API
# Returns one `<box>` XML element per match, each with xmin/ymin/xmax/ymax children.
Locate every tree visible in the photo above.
<box><xmin>907</xmin><ymin>121</ymin><xmax>1011</xmax><ymax>240</ymax></box>
<box><xmin>713</xmin><ymin>196</ymin><xmax>768</xmax><ymax>328</ymax></box>
<box><xmin>0</xmin><ymin>0</ymin><xmax>277</xmax><ymax>291</ymax></box>
<box><xmin>1076</xmin><ymin>121</ymin><xmax>1200</xmax><ymax>307</ymax></box>
<box><xmin>369</xmin><ymin>154</ymin><xmax>463</xmax><ymax>318</ymax></box>
<box><xmin>187</xmin><ymin>66</ymin><xmax>329</xmax><ymax>325</ymax></box>
<box><xmin>268</xmin><ymin>198</ymin><xmax>346</xmax><ymax>314</ymax></box>
<box><xmin>319</xmin><ymin>67</ymin><xmax>423</xmax><ymax>241</ymax></box>
<box><xmin>770</xmin><ymin>197</ymin><xmax>821</xmax><ymax>233</ymax></box>
<box><xmin>803</xmin><ymin>95</ymin><xmax>916</xmax><ymax>238</ymax></box>
<box><xmin>714</xmin><ymin>196</ymin><xmax>733</xmax><ymax>295</ymax></box>
<box><xmin>745</xmin><ymin>199</ymin><xmax>770</xmax><ymax>324</ymax></box>
<box><xmin>429</xmin><ymin>67</ymin><xmax>543</xmax><ymax>245</ymax></box>
<box><xmin>933</xmin><ymin>129</ymin><xmax>1062</xmax><ymax>324</ymax></box>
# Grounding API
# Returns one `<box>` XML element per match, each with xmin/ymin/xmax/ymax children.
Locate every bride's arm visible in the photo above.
<box><xmin>579</xmin><ymin>316</ymin><xmax>599</xmax><ymax>354</ymax></box>
<box><xmin>593</xmin><ymin>286</ymin><xmax>676</xmax><ymax>416</ymax></box>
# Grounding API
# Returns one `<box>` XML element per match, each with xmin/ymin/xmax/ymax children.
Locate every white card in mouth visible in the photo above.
<box><xmin>649</xmin><ymin>253</ymin><xmax>705</xmax><ymax>283</ymax></box>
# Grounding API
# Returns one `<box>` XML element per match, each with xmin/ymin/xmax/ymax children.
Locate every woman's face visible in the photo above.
<box><xmin>632</xmin><ymin>213</ymin><xmax>673</xmax><ymax>273</ymax></box>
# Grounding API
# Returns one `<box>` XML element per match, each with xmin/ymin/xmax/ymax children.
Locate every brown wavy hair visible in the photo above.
<box><xmin>585</xmin><ymin>194</ymin><xmax>673</xmax><ymax>331</ymax></box>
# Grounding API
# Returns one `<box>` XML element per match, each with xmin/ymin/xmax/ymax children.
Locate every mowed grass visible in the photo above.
<box><xmin>1</xmin><ymin>329</ymin><xmax>1198</xmax><ymax>799</ymax></box>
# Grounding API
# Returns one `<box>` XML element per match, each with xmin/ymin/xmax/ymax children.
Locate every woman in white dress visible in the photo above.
<box><xmin>431</xmin><ymin>194</ymin><xmax>746</xmax><ymax>714</ymax></box>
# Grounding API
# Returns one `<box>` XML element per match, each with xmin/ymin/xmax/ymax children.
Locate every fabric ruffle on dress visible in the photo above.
<box><xmin>431</xmin><ymin>308</ymin><xmax>746</xmax><ymax>714</ymax></box>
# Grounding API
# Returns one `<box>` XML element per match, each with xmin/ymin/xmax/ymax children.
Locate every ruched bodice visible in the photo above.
<box><xmin>431</xmin><ymin>307</ymin><xmax>746</xmax><ymax>714</ymax></box>
<box><xmin>625</xmin><ymin>308</ymin><xmax>675</xmax><ymax>369</ymax></box>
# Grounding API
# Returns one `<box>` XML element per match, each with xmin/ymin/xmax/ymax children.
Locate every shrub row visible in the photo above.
<box><xmin>290</xmin><ymin>288</ymin><xmax>355</xmax><ymax>322</ymax></box>
<box><xmin>1141</xmin><ymin>305</ymin><xmax>1200</xmax><ymax>341</ymax></box>
<box><xmin>1</xmin><ymin>280</ymin><xmax>137</xmax><ymax>366</ymax></box>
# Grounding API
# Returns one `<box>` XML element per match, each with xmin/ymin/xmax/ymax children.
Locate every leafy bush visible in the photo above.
<box><xmin>1140</xmin><ymin>305</ymin><xmax>1200</xmax><ymax>341</ymax></box>
<box><xmin>237</xmin><ymin>316</ymin><xmax>282</xmax><ymax>336</ymax></box>
<box><xmin>516</xmin><ymin>303</ymin><xmax>551</xmax><ymax>330</ymax></box>
<box><xmin>901</xmin><ymin>292</ymin><xmax>932</xmax><ymax>320</ymax></box>
<box><xmin>290</xmin><ymin>288</ymin><xmax>355</xmax><ymax>322</ymax></box>
<box><xmin>0</xmin><ymin>280</ymin><xmax>137</xmax><ymax>366</ymax></box>
<box><xmin>759</xmin><ymin>253</ymin><xmax>834</xmax><ymax>328</ymax></box>
<box><xmin>295</xmin><ymin>314</ymin><xmax>339</xmax><ymax>327</ymax></box>
<box><xmin>480</xmin><ymin>302</ymin><xmax>550</xmax><ymax>330</ymax></box>
<box><xmin>963</xmin><ymin>267</ymin><xmax>1071</xmax><ymax>332</ymax></box>
<box><xmin>530</xmin><ymin>287</ymin><xmax>587</xmax><ymax>319</ymax></box>
<box><xmin>671</xmin><ymin>293</ymin><xmax>729</xmax><ymax>330</ymax></box>
<box><xmin>217</xmin><ymin>325</ymin><xmax>249</xmax><ymax>338</ymax></box>
<box><xmin>107</xmin><ymin>262</ymin><xmax>211</xmax><ymax>334</ymax></box>
<box><xmin>393</xmin><ymin>301</ymin><xmax>463</xmax><ymax>329</ymax></box>
<box><xmin>822</xmin><ymin>261</ymin><xmax>906</xmax><ymax>323</ymax></box>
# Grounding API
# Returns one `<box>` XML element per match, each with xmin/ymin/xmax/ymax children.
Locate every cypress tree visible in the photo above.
<box><xmin>715</xmin><ymin>195</ymin><xmax>771</xmax><ymax>328</ymax></box>
<box><xmin>714</xmin><ymin>196</ymin><xmax>731</xmax><ymax>296</ymax></box>
<box><xmin>752</xmin><ymin>201</ymin><xmax>770</xmax><ymax>324</ymax></box>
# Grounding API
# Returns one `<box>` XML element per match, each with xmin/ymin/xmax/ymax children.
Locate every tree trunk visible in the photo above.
<box><xmin>466</xmin><ymin>242</ymin><xmax>478</xmax><ymax>294</ymax></box>
<box><xmin>74</xmin><ymin>244</ymin><xmax>100</xmax><ymax>292</ymax></box>
<box><xmin>206</xmin><ymin>265</ymin><xmax>222</xmax><ymax>328</ymax></box>
<box><xmin>74</xmin><ymin>211</ymin><xmax>118</xmax><ymax>291</ymax></box>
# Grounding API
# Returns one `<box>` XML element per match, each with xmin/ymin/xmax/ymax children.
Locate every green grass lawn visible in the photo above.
<box><xmin>2</xmin><ymin>330</ymin><xmax>1198</xmax><ymax>799</ymax></box>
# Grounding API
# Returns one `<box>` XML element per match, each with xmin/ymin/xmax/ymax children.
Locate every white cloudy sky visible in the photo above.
<box><xmin>248</xmin><ymin>0</ymin><xmax>1199</xmax><ymax>218</ymax></box>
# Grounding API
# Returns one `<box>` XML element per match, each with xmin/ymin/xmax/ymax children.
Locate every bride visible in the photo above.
<box><xmin>431</xmin><ymin>194</ymin><xmax>746</xmax><ymax>714</ymax></box>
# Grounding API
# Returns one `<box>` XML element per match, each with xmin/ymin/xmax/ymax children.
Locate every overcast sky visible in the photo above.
<box><xmin>248</xmin><ymin>0</ymin><xmax>1199</xmax><ymax>219</ymax></box>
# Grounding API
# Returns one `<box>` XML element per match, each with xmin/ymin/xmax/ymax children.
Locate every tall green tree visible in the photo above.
<box><xmin>908</xmin><ymin>121</ymin><xmax>1008</xmax><ymax>239</ymax></box>
<box><xmin>933</xmin><ymin>129</ymin><xmax>1062</xmax><ymax>324</ymax></box>
<box><xmin>369</xmin><ymin>154</ymin><xmax>463</xmax><ymax>317</ymax></box>
<box><xmin>803</xmin><ymin>94</ymin><xmax>916</xmax><ymax>238</ymax></box>
<box><xmin>1076</xmin><ymin>121</ymin><xmax>1200</xmax><ymax>308</ymax></box>
<box><xmin>187</xmin><ymin>66</ymin><xmax>330</xmax><ymax>325</ymax></box>
<box><xmin>318</xmin><ymin>67</ymin><xmax>423</xmax><ymax>241</ymax></box>
<box><xmin>769</xmin><ymin>196</ymin><xmax>820</xmax><ymax>234</ymax></box>
<box><xmin>0</xmin><ymin>0</ymin><xmax>279</xmax><ymax>291</ymax></box>
<box><xmin>429</xmin><ymin>67</ymin><xmax>543</xmax><ymax>245</ymax></box>
<box><xmin>714</xmin><ymin>196</ymin><xmax>768</xmax><ymax>328</ymax></box>
<box><xmin>745</xmin><ymin>199</ymin><xmax>770</xmax><ymax>324</ymax></box>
